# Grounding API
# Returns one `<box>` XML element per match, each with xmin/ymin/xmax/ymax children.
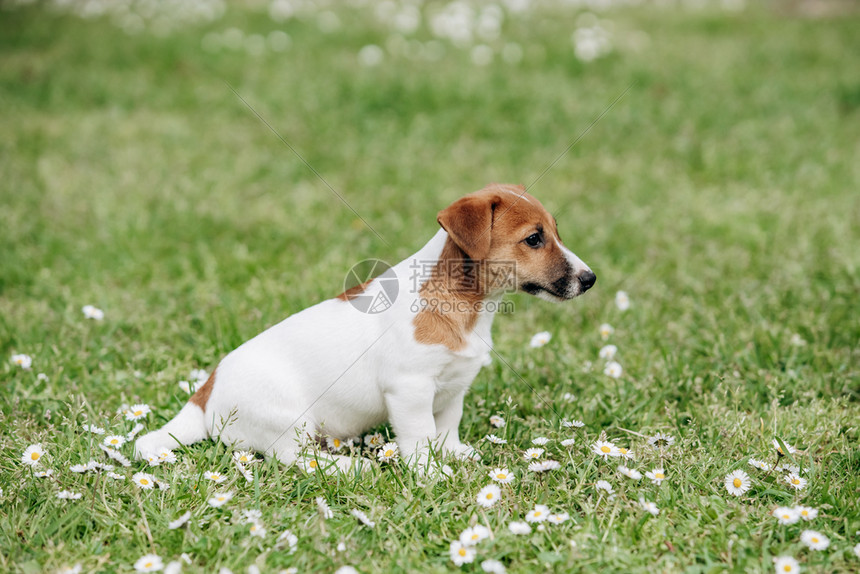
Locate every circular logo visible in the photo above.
<box><xmin>343</xmin><ymin>259</ymin><xmax>399</xmax><ymax>314</ymax></box>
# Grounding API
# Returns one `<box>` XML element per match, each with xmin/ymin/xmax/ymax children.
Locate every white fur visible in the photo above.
<box><xmin>136</xmin><ymin>228</ymin><xmax>593</xmax><ymax>472</ymax></box>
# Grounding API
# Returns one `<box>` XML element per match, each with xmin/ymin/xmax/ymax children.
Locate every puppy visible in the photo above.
<box><xmin>135</xmin><ymin>184</ymin><xmax>595</xmax><ymax>470</ymax></box>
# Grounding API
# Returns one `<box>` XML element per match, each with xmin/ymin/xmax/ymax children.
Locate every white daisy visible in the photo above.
<box><xmin>481</xmin><ymin>559</ymin><xmax>507</xmax><ymax>574</ymax></box>
<box><xmin>772</xmin><ymin>439</ymin><xmax>797</xmax><ymax>456</ymax></box>
<box><xmin>207</xmin><ymin>491</ymin><xmax>233</xmax><ymax>507</ymax></box>
<box><xmin>134</xmin><ymin>554</ymin><xmax>163</xmax><ymax>572</ymax></box>
<box><xmin>528</xmin><ymin>460</ymin><xmax>560</xmax><ymax>473</ymax></box>
<box><xmin>508</xmin><ymin>521</ymin><xmax>531</xmax><ymax>535</ymax></box>
<box><xmin>853</xmin><ymin>542</ymin><xmax>860</xmax><ymax>559</ymax></box>
<box><xmin>489</xmin><ymin>468</ymin><xmax>514</xmax><ymax>484</ymax></box>
<box><xmin>530</xmin><ymin>331</ymin><xmax>551</xmax><ymax>348</ymax></box>
<box><xmin>70</xmin><ymin>462</ymin><xmax>93</xmax><ymax>474</ymax></box>
<box><xmin>615</xmin><ymin>290</ymin><xmax>630</xmax><ymax>311</ymax></box>
<box><xmin>203</xmin><ymin>471</ymin><xmax>226</xmax><ymax>483</ymax></box>
<box><xmin>300</xmin><ymin>458</ymin><xmax>321</xmax><ymax>473</ymax></box>
<box><xmin>748</xmin><ymin>458</ymin><xmax>769</xmax><ymax>470</ymax></box>
<box><xmin>561</xmin><ymin>438</ymin><xmax>576</xmax><ymax>447</ymax></box>
<box><xmin>235</xmin><ymin>460</ymin><xmax>254</xmax><ymax>483</ymax></box>
<box><xmin>531</xmin><ymin>436</ymin><xmax>549</xmax><ymax>446</ymax></box>
<box><xmin>645</xmin><ymin>468</ymin><xmax>667</xmax><ymax>485</ymax></box>
<box><xmin>57</xmin><ymin>490</ymin><xmax>83</xmax><ymax>500</ymax></box>
<box><xmin>599</xmin><ymin>323</ymin><xmax>614</xmax><ymax>340</ymax></box>
<box><xmin>639</xmin><ymin>498</ymin><xmax>659</xmax><ymax>516</ymax></box>
<box><xmin>617</xmin><ymin>447</ymin><xmax>634</xmax><ymax>460</ymax></box>
<box><xmin>103</xmin><ymin>435</ymin><xmax>126</xmax><ymax>448</ymax></box>
<box><xmin>562</xmin><ymin>419</ymin><xmax>585</xmax><ymax>428</ymax></box>
<box><xmin>37</xmin><ymin>373</ymin><xmax>48</xmax><ymax>382</ymax></box>
<box><xmin>459</xmin><ymin>525</ymin><xmax>490</xmax><ymax>546</ymax></box>
<box><xmin>249</xmin><ymin>522</ymin><xmax>267</xmax><ymax>538</ymax></box>
<box><xmin>773</xmin><ymin>506</ymin><xmax>801</xmax><ymax>525</ymax></box>
<box><xmin>547</xmin><ymin>512</ymin><xmax>570</xmax><ymax>524</ymax></box>
<box><xmin>277</xmin><ymin>529</ymin><xmax>299</xmax><ymax>553</ymax></box>
<box><xmin>598</xmin><ymin>344</ymin><xmax>618</xmax><ymax>360</ymax></box>
<box><xmin>107</xmin><ymin>471</ymin><xmax>125</xmax><ymax>480</ymax></box>
<box><xmin>800</xmin><ymin>529</ymin><xmax>829</xmax><ymax>551</ymax></box>
<box><xmin>11</xmin><ymin>353</ymin><xmax>33</xmax><ymax>369</ymax></box>
<box><xmin>449</xmin><ymin>540</ymin><xmax>476</xmax><ymax>566</ymax></box>
<box><xmin>22</xmin><ymin>444</ymin><xmax>45</xmax><ymax>466</ymax></box>
<box><xmin>485</xmin><ymin>434</ymin><xmax>507</xmax><ymax>444</ymax></box>
<box><xmin>795</xmin><ymin>506</ymin><xmax>817</xmax><ymax>521</ymax></box>
<box><xmin>592</xmin><ymin>440</ymin><xmax>619</xmax><ymax>459</ymax></box>
<box><xmin>476</xmin><ymin>484</ymin><xmax>501</xmax><ymax>508</ymax></box>
<box><xmin>233</xmin><ymin>450</ymin><xmax>255</xmax><ymax>464</ymax></box>
<box><xmin>595</xmin><ymin>480</ymin><xmax>613</xmax><ymax>494</ymax></box>
<box><xmin>777</xmin><ymin>463</ymin><xmax>800</xmax><ymax>474</ymax></box>
<box><xmin>82</xmin><ymin>305</ymin><xmax>105</xmax><ymax>320</ymax></box>
<box><xmin>364</xmin><ymin>432</ymin><xmax>385</xmax><ymax>448</ymax></box>
<box><xmin>316</xmin><ymin>497</ymin><xmax>334</xmax><ymax>519</ymax></box>
<box><xmin>326</xmin><ymin>436</ymin><xmax>346</xmax><ymax>452</ymax></box>
<box><xmin>647</xmin><ymin>433</ymin><xmax>676</xmax><ymax>448</ymax></box>
<box><xmin>724</xmin><ymin>470</ymin><xmax>751</xmax><ymax>496</ymax></box>
<box><xmin>125</xmin><ymin>404</ymin><xmax>151</xmax><ymax>421</ymax></box>
<box><xmin>523</xmin><ymin>447</ymin><xmax>544</xmax><ymax>460</ymax></box>
<box><xmin>34</xmin><ymin>469</ymin><xmax>54</xmax><ymax>478</ymax></box>
<box><xmin>126</xmin><ymin>423</ymin><xmax>145</xmax><ymax>441</ymax></box>
<box><xmin>189</xmin><ymin>368</ymin><xmax>208</xmax><ymax>382</ymax></box>
<box><xmin>157</xmin><ymin>448</ymin><xmax>177</xmax><ymax>464</ymax></box>
<box><xmin>82</xmin><ymin>423</ymin><xmax>105</xmax><ymax>435</ymax></box>
<box><xmin>603</xmin><ymin>361</ymin><xmax>623</xmax><ymax>378</ymax></box>
<box><xmin>100</xmin><ymin>444</ymin><xmax>131</xmax><ymax>466</ymax></box>
<box><xmin>168</xmin><ymin>511</ymin><xmax>192</xmax><ymax>530</ymax></box>
<box><xmin>350</xmin><ymin>508</ymin><xmax>375</xmax><ymax>528</ymax></box>
<box><xmin>784</xmin><ymin>473</ymin><xmax>807</xmax><ymax>491</ymax></box>
<box><xmin>773</xmin><ymin>556</ymin><xmax>800</xmax><ymax>573</ymax></box>
<box><xmin>489</xmin><ymin>415</ymin><xmax>506</xmax><ymax>428</ymax></box>
<box><xmin>377</xmin><ymin>442</ymin><xmax>399</xmax><ymax>463</ymax></box>
<box><xmin>525</xmin><ymin>504</ymin><xmax>550</xmax><ymax>523</ymax></box>
<box><xmin>618</xmin><ymin>465</ymin><xmax>642</xmax><ymax>480</ymax></box>
<box><xmin>132</xmin><ymin>472</ymin><xmax>156</xmax><ymax>489</ymax></box>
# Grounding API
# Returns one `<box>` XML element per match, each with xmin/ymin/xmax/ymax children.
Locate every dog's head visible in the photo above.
<box><xmin>437</xmin><ymin>183</ymin><xmax>595</xmax><ymax>300</ymax></box>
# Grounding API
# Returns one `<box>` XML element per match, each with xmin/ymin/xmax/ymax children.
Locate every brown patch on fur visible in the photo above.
<box><xmin>412</xmin><ymin>238</ymin><xmax>485</xmax><ymax>351</ymax></box>
<box><xmin>335</xmin><ymin>279</ymin><xmax>372</xmax><ymax>301</ymax></box>
<box><xmin>414</xmin><ymin>184</ymin><xmax>575</xmax><ymax>350</ymax></box>
<box><xmin>189</xmin><ymin>368</ymin><xmax>216</xmax><ymax>410</ymax></box>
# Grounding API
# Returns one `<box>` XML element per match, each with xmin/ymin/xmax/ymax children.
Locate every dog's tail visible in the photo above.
<box><xmin>134</xmin><ymin>371</ymin><xmax>214</xmax><ymax>458</ymax></box>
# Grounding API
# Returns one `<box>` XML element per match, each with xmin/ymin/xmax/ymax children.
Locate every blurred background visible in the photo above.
<box><xmin>1</xmin><ymin>0</ymin><xmax>858</xmax><ymax>403</ymax></box>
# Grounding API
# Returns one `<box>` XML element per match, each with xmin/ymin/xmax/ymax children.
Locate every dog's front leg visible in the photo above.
<box><xmin>384</xmin><ymin>382</ymin><xmax>437</xmax><ymax>469</ymax></box>
<box><xmin>434</xmin><ymin>392</ymin><xmax>480</xmax><ymax>461</ymax></box>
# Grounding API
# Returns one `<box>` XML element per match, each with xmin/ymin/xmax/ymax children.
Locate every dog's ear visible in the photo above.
<box><xmin>437</xmin><ymin>192</ymin><xmax>501</xmax><ymax>261</ymax></box>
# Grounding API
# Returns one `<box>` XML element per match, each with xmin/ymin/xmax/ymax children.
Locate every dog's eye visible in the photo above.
<box><xmin>524</xmin><ymin>233</ymin><xmax>543</xmax><ymax>248</ymax></box>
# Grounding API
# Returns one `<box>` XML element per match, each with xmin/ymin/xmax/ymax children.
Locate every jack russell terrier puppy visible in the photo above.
<box><xmin>135</xmin><ymin>184</ymin><xmax>596</xmax><ymax>471</ymax></box>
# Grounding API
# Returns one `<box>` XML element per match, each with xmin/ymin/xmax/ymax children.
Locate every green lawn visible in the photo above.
<box><xmin>1</xmin><ymin>1</ymin><xmax>859</xmax><ymax>572</ymax></box>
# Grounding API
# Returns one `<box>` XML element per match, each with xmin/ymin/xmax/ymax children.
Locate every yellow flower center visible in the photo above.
<box><xmin>134</xmin><ymin>410</ymin><xmax>143</xmax><ymax>416</ymax></box>
<box><xmin>733</xmin><ymin>478</ymin><xmax>742</xmax><ymax>488</ymax></box>
<box><xmin>655</xmin><ymin>473</ymin><xmax>665</xmax><ymax>479</ymax></box>
<box><xmin>458</xmin><ymin>548</ymin><xmax>466</xmax><ymax>557</ymax></box>
<box><xmin>783</xmin><ymin>566</ymin><xmax>791</xmax><ymax>572</ymax></box>
<box><xmin>792</xmin><ymin>478</ymin><xmax>800</xmax><ymax>485</ymax></box>
<box><xmin>333</xmin><ymin>439</ymin><xmax>340</xmax><ymax>447</ymax></box>
<box><xmin>140</xmin><ymin>479</ymin><xmax>149</xmax><ymax>485</ymax></box>
<box><xmin>111</xmin><ymin>439</ymin><xmax>118</xmax><ymax>444</ymax></box>
<box><xmin>384</xmin><ymin>450</ymin><xmax>393</xmax><ymax>457</ymax></box>
<box><xmin>600</xmin><ymin>446</ymin><xmax>610</xmax><ymax>453</ymax></box>
<box><xmin>619</xmin><ymin>448</ymin><xmax>627</xmax><ymax>454</ymax></box>
<box><xmin>144</xmin><ymin>563</ymin><xmax>152</xmax><ymax>569</ymax></box>
<box><xmin>811</xmin><ymin>537</ymin><xmax>818</xmax><ymax>543</ymax></box>
<box><xmin>486</xmin><ymin>493</ymin><xmax>494</xmax><ymax>499</ymax></box>
<box><xmin>782</xmin><ymin>514</ymin><xmax>790</xmax><ymax>520</ymax></box>
<box><xmin>471</xmin><ymin>534</ymin><xmax>479</xmax><ymax>540</ymax></box>
<box><xmin>309</xmin><ymin>460</ymin><xmax>318</xmax><ymax>468</ymax></box>
<box><xmin>218</xmin><ymin>496</ymin><xmax>226</xmax><ymax>501</ymax></box>
<box><xmin>240</xmin><ymin>456</ymin><xmax>248</xmax><ymax>462</ymax></box>
<box><xmin>534</xmin><ymin>511</ymin><xmax>542</xmax><ymax>517</ymax></box>
<box><xmin>31</xmin><ymin>452</ymin><xmax>40</xmax><ymax>460</ymax></box>
<box><xmin>801</xmin><ymin>510</ymin><xmax>808</xmax><ymax>516</ymax></box>
<box><xmin>497</xmin><ymin>473</ymin><xmax>506</xmax><ymax>479</ymax></box>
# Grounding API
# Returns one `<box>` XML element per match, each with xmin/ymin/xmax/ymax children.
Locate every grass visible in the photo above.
<box><xmin>1</xmin><ymin>0</ymin><xmax>859</xmax><ymax>572</ymax></box>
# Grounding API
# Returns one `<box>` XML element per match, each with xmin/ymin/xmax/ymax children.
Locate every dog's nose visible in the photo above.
<box><xmin>578</xmin><ymin>270</ymin><xmax>596</xmax><ymax>292</ymax></box>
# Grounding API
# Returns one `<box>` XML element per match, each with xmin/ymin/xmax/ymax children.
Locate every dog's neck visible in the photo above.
<box><xmin>411</xmin><ymin>234</ymin><xmax>500</xmax><ymax>352</ymax></box>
